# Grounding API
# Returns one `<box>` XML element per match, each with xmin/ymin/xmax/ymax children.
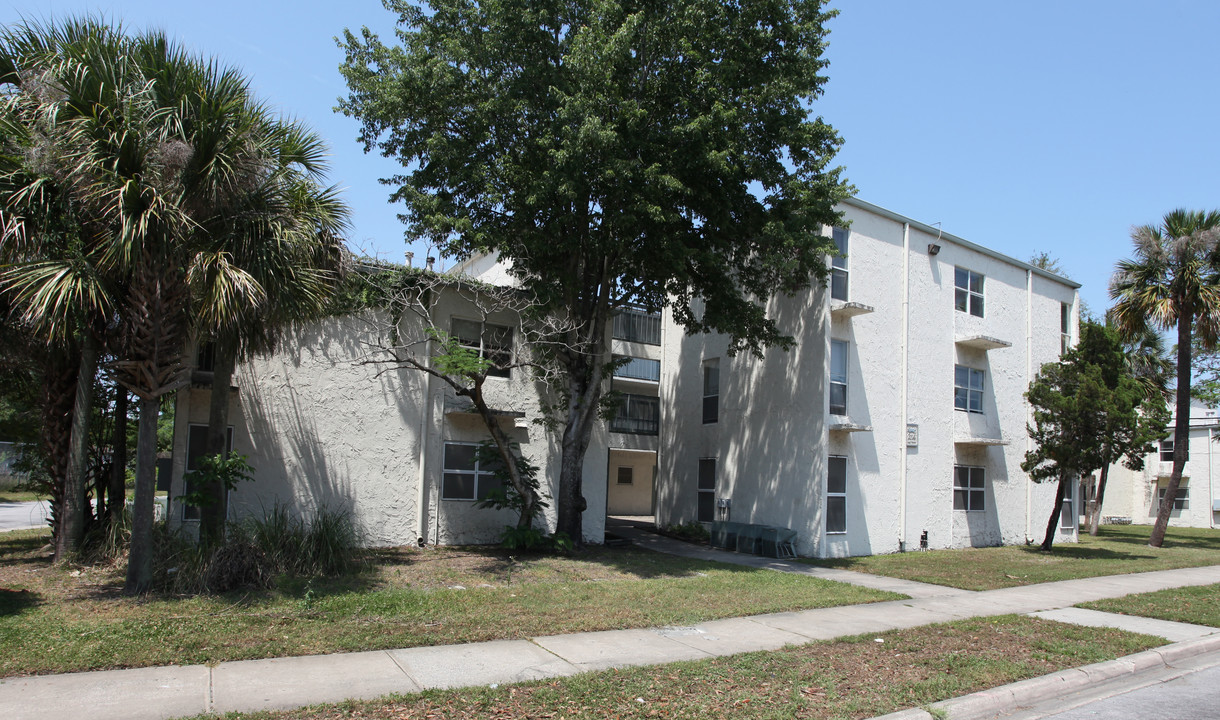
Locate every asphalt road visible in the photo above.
<box><xmin>1002</xmin><ymin>654</ymin><xmax>1220</xmax><ymax>720</ymax></box>
<box><xmin>0</xmin><ymin>500</ymin><xmax>49</xmax><ymax>531</ymax></box>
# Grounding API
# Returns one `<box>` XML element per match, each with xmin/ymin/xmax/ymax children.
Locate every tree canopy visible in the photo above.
<box><xmin>1022</xmin><ymin>321</ymin><xmax>1168</xmax><ymax>551</ymax></box>
<box><xmin>339</xmin><ymin>0</ymin><xmax>850</xmax><ymax>540</ymax></box>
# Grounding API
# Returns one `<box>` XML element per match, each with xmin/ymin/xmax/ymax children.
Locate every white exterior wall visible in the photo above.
<box><xmin>171</xmin><ymin>295</ymin><xmax>609</xmax><ymax>547</ymax></box>
<box><xmin>1102</xmin><ymin>406</ymin><xmax>1220</xmax><ymax>529</ymax></box>
<box><xmin>656</xmin><ymin>198</ymin><xmax>1079</xmax><ymax>557</ymax></box>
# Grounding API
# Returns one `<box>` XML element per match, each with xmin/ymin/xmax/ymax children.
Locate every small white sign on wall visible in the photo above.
<box><xmin>906</xmin><ymin>423</ymin><xmax>919</xmax><ymax>447</ymax></box>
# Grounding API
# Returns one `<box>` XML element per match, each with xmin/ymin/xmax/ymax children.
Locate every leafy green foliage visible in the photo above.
<box><xmin>180</xmin><ymin>453</ymin><xmax>255</xmax><ymax>510</ymax></box>
<box><xmin>339</xmin><ymin>0</ymin><xmax>851</xmax><ymax>541</ymax></box>
<box><xmin>1022</xmin><ymin>322</ymin><xmax>1170</xmax><ymax>550</ymax></box>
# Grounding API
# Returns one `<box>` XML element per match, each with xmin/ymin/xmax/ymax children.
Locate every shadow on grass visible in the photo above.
<box><xmin>0</xmin><ymin>587</ymin><xmax>40</xmax><ymax>616</ymax></box>
<box><xmin>1015</xmin><ymin>545</ymin><xmax>1158</xmax><ymax>562</ymax></box>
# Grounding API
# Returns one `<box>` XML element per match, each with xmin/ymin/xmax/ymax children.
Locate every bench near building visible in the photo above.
<box><xmin>169</xmin><ymin>198</ymin><xmax>1081</xmax><ymax>557</ymax></box>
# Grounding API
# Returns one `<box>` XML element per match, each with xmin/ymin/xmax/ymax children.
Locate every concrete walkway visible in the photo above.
<box><xmin>3</xmin><ymin>533</ymin><xmax>1220</xmax><ymax>720</ymax></box>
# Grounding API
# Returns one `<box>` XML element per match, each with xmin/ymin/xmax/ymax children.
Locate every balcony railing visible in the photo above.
<box><xmin>613</xmin><ymin>356</ymin><xmax>661</xmax><ymax>382</ymax></box>
<box><xmin>612</xmin><ymin>308</ymin><xmax>661</xmax><ymax>346</ymax></box>
<box><xmin>610</xmin><ymin>393</ymin><xmax>660</xmax><ymax>435</ymax></box>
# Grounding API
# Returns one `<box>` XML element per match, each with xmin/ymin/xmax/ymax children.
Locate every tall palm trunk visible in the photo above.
<box><xmin>200</xmin><ymin>334</ymin><xmax>237</xmax><ymax>547</ymax></box>
<box><xmin>40</xmin><ymin>352</ymin><xmax>77</xmax><ymax>538</ymax></box>
<box><xmin>1149</xmin><ymin>314</ymin><xmax>1193</xmax><ymax>548</ymax></box>
<box><xmin>1088</xmin><ymin>464</ymin><xmax>1110</xmax><ymax>536</ymax></box>
<box><xmin>126</xmin><ymin>394</ymin><xmax>160</xmax><ymax>593</ymax></box>
<box><xmin>57</xmin><ymin>331</ymin><xmax>98</xmax><ymax>559</ymax></box>
<box><xmin>108</xmin><ymin>387</ymin><xmax>129</xmax><ymax>524</ymax></box>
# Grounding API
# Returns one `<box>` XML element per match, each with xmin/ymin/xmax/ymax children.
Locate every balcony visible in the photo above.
<box><xmin>610</xmin><ymin>393</ymin><xmax>659</xmax><ymax>436</ymax></box>
<box><xmin>613</xmin><ymin>356</ymin><xmax>661</xmax><ymax>383</ymax></box>
<box><xmin>612</xmin><ymin>308</ymin><xmax>662</xmax><ymax>346</ymax></box>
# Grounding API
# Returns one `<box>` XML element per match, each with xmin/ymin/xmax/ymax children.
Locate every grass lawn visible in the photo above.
<box><xmin>0</xmin><ymin>528</ymin><xmax>899</xmax><ymax>677</ymax></box>
<box><xmin>0</xmin><ymin>490</ymin><xmax>45</xmax><ymax>503</ymax></box>
<box><xmin>805</xmin><ymin>524</ymin><xmax>1220</xmax><ymax>591</ymax></box>
<box><xmin>183</xmin><ymin>615</ymin><xmax>1162</xmax><ymax>720</ymax></box>
<box><xmin>1079</xmin><ymin>583</ymin><xmax>1220</xmax><ymax>628</ymax></box>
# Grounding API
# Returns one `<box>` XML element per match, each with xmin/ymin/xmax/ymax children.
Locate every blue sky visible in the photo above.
<box><xmin>4</xmin><ymin>1</ymin><xmax>1218</xmax><ymax>316</ymax></box>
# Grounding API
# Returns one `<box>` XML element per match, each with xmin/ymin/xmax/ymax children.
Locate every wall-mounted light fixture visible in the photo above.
<box><xmin>928</xmin><ymin>243</ymin><xmax>942</xmax><ymax>255</ymax></box>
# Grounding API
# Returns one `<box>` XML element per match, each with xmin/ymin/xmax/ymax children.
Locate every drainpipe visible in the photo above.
<box><xmin>1024</xmin><ymin>270</ymin><xmax>1034</xmax><ymax>541</ymax></box>
<box><xmin>899</xmin><ymin>222</ymin><xmax>910</xmax><ymax>550</ymax></box>
<box><xmin>415</xmin><ymin>335</ymin><xmax>433</xmax><ymax>545</ymax></box>
<box><xmin>1210</xmin><ymin>426</ymin><xmax>1215</xmax><ymax>529</ymax></box>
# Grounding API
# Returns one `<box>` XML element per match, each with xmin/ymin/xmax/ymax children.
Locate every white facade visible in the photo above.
<box><xmin>652</xmin><ymin>198</ymin><xmax>1080</xmax><ymax>556</ymax></box>
<box><xmin>171</xmin><ymin>197</ymin><xmax>1080</xmax><ymax>556</ymax></box>
<box><xmin>1098</xmin><ymin>402</ymin><xmax>1220</xmax><ymax>529</ymax></box>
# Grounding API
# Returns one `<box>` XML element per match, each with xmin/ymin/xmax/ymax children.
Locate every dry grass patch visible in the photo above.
<box><xmin>0</xmin><ymin>528</ymin><xmax>897</xmax><ymax>677</ymax></box>
<box><xmin>806</xmin><ymin>524</ymin><xmax>1220</xmax><ymax>591</ymax></box>
<box><xmin>194</xmin><ymin>615</ymin><xmax>1161</xmax><ymax>720</ymax></box>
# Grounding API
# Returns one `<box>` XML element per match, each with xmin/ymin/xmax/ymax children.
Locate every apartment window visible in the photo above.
<box><xmin>441</xmin><ymin>443</ymin><xmax>503</xmax><ymax>501</ymax></box>
<box><xmin>830</xmin><ymin>340</ymin><xmax>848</xmax><ymax>415</ymax></box>
<box><xmin>954</xmin><ymin>365</ymin><xmax>984</xmax><ymax>413</ymax></box>
<box><xmin>616</xmin><ymin>466</ymin><xmax>633</xmax><ymax>485</ymax></box>
<box><xmin>1060</xmin><ymin>302</ymin><xmax>1072</xmax><ymax>355</ymax></box>
<box><xmin>827</xmin><ymin>455</ymin><xmax>847</xmax><ymax>534</ymax></box>
<box><xmin>183</xmin><ymin>424</ymin><xmax>233</xmax><ymax>521</ymax></box>
<box><xmin>1158</xmin><ymin>485</ymin><xmax>1189</xmax><ymax>511</ymax></box>
<box><xmin>697</xmin><ymin>458</ymin><xmax>716</xmax><ymax>523</ymax></box>
<box><xmin>830</xmin><ymin>227</ymin><xmax>849</xmax><ymax>301</ymax></box>
<box><xmin>613</xmin><ymin>356</ymin><xmax>661</xmax><ymax>382</ymax></box>
<box><xmin>954</xmin><ymin>466</ymin><xmax>985</xmax><ymax>511</ymax></box>
<box><xmin>612</xmin><ymin>308</ymin><xmax>662</xmax><ymax>345</ymax></box>
<box><xmin>955</xmin><ymin>268</ymin><xmax>984</xmax><ymax>317</ymax></box>
<box><xmin>451</xmin><ymin>318</ymin><xmax>513</xmax><ymax>378</ymax></box>
<box><xmin>1159</xmin><ymin>440</ymin><xmax>1188</xmax><ymax>462</ymax></box>
<box><xmin>610</xmin><ymin>394</ymin><xmax>660</xmax><ymax>435</ymax></box>
<box><xmin>1060</xmin><ymin>494</ymin><xmax>1074</xmax><ymax>531</ymax></box>
<box><xmin>703</xmin><ymin>359</ymin><xmax>720</xmax><ymax>424</ymax></box>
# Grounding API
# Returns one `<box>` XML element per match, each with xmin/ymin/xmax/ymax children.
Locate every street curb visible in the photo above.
<box><xmin>867</xmin><ymin>633</ymin><xmax>1220</xmax><ymax>720</ymax></box>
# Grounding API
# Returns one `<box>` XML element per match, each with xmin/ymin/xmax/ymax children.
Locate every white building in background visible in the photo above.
<box><xmin>1096</xmin><ymin>401</ymin><xmax>1220</xmax><ymax>530</ymax></box>
<box><xmin>169</xmin><ymin>197</ymin><xmax>1081</xmax><ymax>556</ymax></box>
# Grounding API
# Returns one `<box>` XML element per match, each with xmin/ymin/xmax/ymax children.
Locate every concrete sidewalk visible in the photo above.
<box><xmin>3</xmin><ymin>538</ymin><xmax>1220</xmax><ymax>720</ymax></box>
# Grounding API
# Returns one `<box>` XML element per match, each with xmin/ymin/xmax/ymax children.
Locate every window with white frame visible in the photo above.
<box><xmin>1159</xmin><ymin>439</ymin><xmax>1188</xmax><ymax>462</ymax></box>
<box><xmin>955</xmin><ymin>267</ymin><xmax>984</xmax><ymax>317</ymax></box>
<box><xmin>1157</xmin><ymin>484</ymin><xmax>1189</xmax><ymax>511</ymax></box>
<box><xmin>702</xmin><ymin>358</ymin><xmax>720</xmax><ymax>424</ymax></box>
<box><xmin>697</xmin><ymin>458</ymin><xmax>716</xmax><ymax>522</ymax></box>
<box><xmin>617</xmin><ymin>466</ymin><xmax>633</xmax><ymax>485</ymax></box>
<box><xmin>831</xmin><ymin>227</ymin><xmax>849</xmax><ymax>301</ymax></box>
<box><xmin>450</xmin><ymin>318</ymin><xmax>513</xmax><ymax>378</ymax></box>
<box><xmin>441</xmin><ymin>443</ymin><xmax>503</xmax><ymax>501</ymax></box>
<box><xmin>830</xmin><ymin>340</ymin><xmax>848</xmax><ymax>416</ymax></box>
<box><xmin>1060</xmin><ymin>302</ymin><xmax>1071</xmax><ymax>355</ymax></box>
<box><xmin>827</xmin><ymin>455</ymin><xmax>847</xmax><ymax>534</ymax></box>
<box><xmin>954</xmin><ymin>365</ymin><xmax>984</xmax><ymax>413</ymax></box>
<box><xmin>953</xmin><ymin>465</ymin><xmax>985</xmax><ymax>511</ymax></box>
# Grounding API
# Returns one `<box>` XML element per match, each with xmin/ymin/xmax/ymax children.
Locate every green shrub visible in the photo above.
<box><xmin>665</xmin><ymin>521</ymin><xmax>710</xmax><ymax>542</ymax></box>
<box><xmin>499</xmin><ymin>527</ymin><xmax>574</xmax><ymax>553</ymax></box>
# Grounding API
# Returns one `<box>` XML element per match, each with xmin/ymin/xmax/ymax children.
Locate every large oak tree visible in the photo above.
<box><xmin>339</xmin><ymin>0</ymin><xmax>850</xmax><ymax>542</ymax></box>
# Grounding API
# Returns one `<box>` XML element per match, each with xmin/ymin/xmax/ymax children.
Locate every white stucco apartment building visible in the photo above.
<box><xmin>169</xmin><ymin>197</ymin><xmax>1081</xmax><ymax>556</ymax></box>
<box><xmin>1096</xmin><ymin>402</ymin><xmax>1220</xmax><ymax>530</ymax></box>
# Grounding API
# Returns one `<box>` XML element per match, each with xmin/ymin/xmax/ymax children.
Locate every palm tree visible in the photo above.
<box><xmin>0</xmin><ymin>17</ymin><xmax>344</xmax><ymax>591</ymax></box>
<box><xmin>1110</xmin><ymin>209</ymin><xmax>1220</xmax><ymax>548</ymax></box>
<box><xmin>0</xmin><ymin>18</ymin><xmax>129</xmax><ymax>558</ymax></box>
<box><xmin>190</xmin><ymin>117</ymin><xmax>349</xmax><ymax>546</ymax></box>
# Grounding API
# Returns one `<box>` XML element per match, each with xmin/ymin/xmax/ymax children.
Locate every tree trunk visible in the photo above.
<box><xmin>108</xmin><ymin>388</ymin><xmax>129</xmax><ymax>524</ymax></box>
<box><xmin>469</xmin><ymin>386</ymin><xmax>540</xmax><ymax>529</ymax></box>
<box><xmin>1149</xmin><ymin>314</ymin><xmax>1193</xmax><ymax>548</ymax></box>
<box><xmin>40</xmin><ymin>351</ymin><xmax>77</xmax><ymax>540</ymax></box>
<box><xmin>200</xmin><ymin>335</ymin><xmax>237</xmax><ymax>547</ymax></box>
<box><xmin>1088</xmin><ymin>464</ymin><xmax>1110</xmax><ymax>536</ymax></box>
<box><xmin>1041</xmin><ymin>473</ymin><xmax>1069</xmax><ymax>552</ymax></box>
<box><xmin>124</xmin><ymin>394</ymin><xmax>160</xmax><ymax>595</ymax></box>
<box><xmin>57</xmin><ymin>332</ymin><xmax>99</xmax><ymax>560</ymax></box>
<box><xmin>556</xmin><ymin>367</ymin><xmax>602</xmax><ymax>544</ymax></box>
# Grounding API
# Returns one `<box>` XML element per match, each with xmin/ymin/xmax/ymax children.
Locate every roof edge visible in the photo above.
<box><xmin>843</xmin><ymin>197</ymin><xmax>1083</xmax><ymax>289</ymax></box>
